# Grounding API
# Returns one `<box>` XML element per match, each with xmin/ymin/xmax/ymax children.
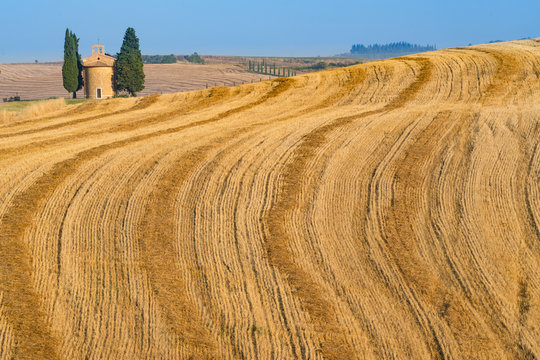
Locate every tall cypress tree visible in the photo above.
<box><xmin>73</xmin><ymin>32</ymin><xmax>84</xmax><ymax>96</ymax></box>
<box><xmin>115</xmin><ymin>27</ymin><xmax>145</xmax><ymax>96</ymax></box>
<box><xmin>73</xmin><ymin>34</ymin><xmax>84</xmax><ymax>96</ymax></box>
<box><xmin>62</xmin><ymin>28</ymin><xmax>82</xmax><ymax>98</ymax></box>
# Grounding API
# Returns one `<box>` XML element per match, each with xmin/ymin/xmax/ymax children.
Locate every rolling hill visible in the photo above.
<box><xmin>0</xmin><ymin>39</ymin><xmax>539</xmax><ymax>359</ymax></box>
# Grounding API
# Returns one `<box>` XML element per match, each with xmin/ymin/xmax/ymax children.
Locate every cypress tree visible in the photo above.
<box><xmin>62</xmin><ymin>28</ymin><xmax>82</xmax><ymax>98</ymax></box>
<box><xmin>115</xmin><ymin>27</ymin><xmax>145</xmax><ymax>96</ymax></box>
<box><xmin>73</xmin><ymin>32</ymin><xmax>84</xmax><ymax>97</ymax></box>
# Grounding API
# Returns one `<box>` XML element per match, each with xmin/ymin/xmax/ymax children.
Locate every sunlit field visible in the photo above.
<box><xmin>1</xmin><ymin>39</ymin><xmax>539</xmax><ymax>359</ymax></box>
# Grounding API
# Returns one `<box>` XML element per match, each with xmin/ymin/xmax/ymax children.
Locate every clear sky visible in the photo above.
<box><xmin>1</xmin><ymin>0</ymin><xmax>538</xmax><ymax>63</ymax></box>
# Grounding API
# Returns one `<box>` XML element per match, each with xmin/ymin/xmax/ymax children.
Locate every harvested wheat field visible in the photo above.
<box><xmin>0</xmin><ymin>39</ymin><xmax>539</xmax><ymax>359</ymax></box>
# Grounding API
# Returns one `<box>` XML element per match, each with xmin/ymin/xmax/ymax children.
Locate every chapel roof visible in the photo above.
<box><xmin>82</xmin><ymin>44</ymin><xmax>116</xmax><ymax>67</ymax></box>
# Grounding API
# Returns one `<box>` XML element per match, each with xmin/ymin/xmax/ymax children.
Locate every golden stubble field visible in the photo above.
<box><xmin>0</xmin><ymin>39</ymin><xmax>539</xmax><ymax>359</ymax></box>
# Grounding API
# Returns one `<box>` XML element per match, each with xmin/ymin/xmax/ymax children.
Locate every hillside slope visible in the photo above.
<box><xmin>0</xmin><ymin>39</ymin><xmax>539</xmax><ymax>359</ymax></box>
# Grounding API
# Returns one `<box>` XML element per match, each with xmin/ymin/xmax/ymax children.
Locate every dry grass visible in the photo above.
<box><xmin>0</xmin><ymin>98</ymin><xmax>68</xmax><ymax>125</ymax></box>
<box><xmin>19</xmin><ymin>98</ymin><xmax>67</xmax><ymax>117</ymax></box>
<box><xmin>0</xmin><ymin>39</ymin><xmax>539</xmax><ymax>359</ymax></box>
<box><xmin>0</xmin><ymin>111</ymin><xmax>14</xmax><ymax>125</ymax></box>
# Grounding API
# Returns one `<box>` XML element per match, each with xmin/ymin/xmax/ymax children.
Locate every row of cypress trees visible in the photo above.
<box><xmin>248</xmin><ymin>60</ymin><xmax>296</xmax><ymax>77</ymax></box>
<box><xmin>62</xmin><ymin>27</ymin><xmax>145</xmax><ymax>98</ymax></box>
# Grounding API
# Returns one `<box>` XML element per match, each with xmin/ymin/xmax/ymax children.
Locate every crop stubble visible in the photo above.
<box><xmin>0</xmin><ymin>39</ymin><xmax>539</xmax><ymax>359</ymax></box>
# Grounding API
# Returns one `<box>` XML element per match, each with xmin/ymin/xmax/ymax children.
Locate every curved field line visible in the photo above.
<box><xmin>131</xmin><ymin>71</ymin><xmax>372</xmax><ymax>357</ymax></box>
<box><xmin>262</xmin><ymin>57</ymin><xmax>433</xmax><ymax>359</ymax></box>
<box><xmin>127</xmin><ymin>67</ymin><xmax>377</xmax><ymax>358</ymax></box>
<box><xmin>347</xmin><ymin>46</ymin><xmax>524</xmax><ymax>355</ymax></box>
<box><xmin>177</xmin><ymin>132</ymin><xmax>307</xmax><ymax>358</ymax></box>
<box><xmin>0</xmin><ymin>95</ymin><xmax>159</xmax><ymax>137</ymax></box>
<box><xmin>0</xmin><ymin>184</ymin><xmax>61</xmax><ymax>359</ymax></box>
<box><xmin>0</xmin><ymin>80</ymin><xmax>293</xmax><ymax>159</ymax></box>
<box><xmin>176</xmin><ymin>65</ymin><xmax>397</xmax><ymax>356</ymax></box>
<box><xmin>0</xmin><ymin>78</ymin><xmax>294</xmax><ymax>359</ymax></box>
<box><xmin>452</xmin><ymin>47</ymin><xmax>522</xmax><ymax>103</ymax></box>
<box><xmin>0</xmin><ymin>90</ymin><xmax>219</xmax><ymax>156</ymax></box>
<box><xmin>137</xmin><ymin>145</ymin><xmax>220</xmax><ymax>358</ymax></box>
<box><xmin>381</xmin><ymin>111</ymin><xmax>507</xmax><ymax>358</ymax></box>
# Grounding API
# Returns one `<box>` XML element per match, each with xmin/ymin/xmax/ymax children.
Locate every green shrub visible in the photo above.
<box><xmin>161</xmin><ymin>54</ymin><xmax>177</xmax><ymax>64</ymax></box>
<box><xmin>142</xmin><ymin>54</ymin><xmax>178</xmax><ymax>64</ymax></box>
<box><xmin>185</xmin><ymin>52</ymin><xmax>205</xmax><ymax>64</ymax></box>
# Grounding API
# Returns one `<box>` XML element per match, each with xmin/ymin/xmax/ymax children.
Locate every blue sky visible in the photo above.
<box><xmin>1</xmin><ymin>0</ymin><xmax>538</xmax><ymax>62</ymax></box>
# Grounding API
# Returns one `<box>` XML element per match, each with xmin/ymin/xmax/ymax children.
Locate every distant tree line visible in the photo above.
<box><xmin>348</xmin><ymin>42</ymin><xmax>436</xmax><ymax>59</ymax></box>
<box><xmin>184</xmin><ymin>52</ymin><xmax>205</xmax><ymax>64</ymax></box>
<box><xmin>142</xmin><ymin>54</ymin><xmax>178</xmax><ymax>64</ymax></box>
<box><xmin>248</xmin><ymin>60</ymin><xmax>296</xmax><ymax>77</ymax></box>
<box><xmin>142</xmin><ymin>53</ymin><xmax>205</xmax><ymax>64</ymax></box>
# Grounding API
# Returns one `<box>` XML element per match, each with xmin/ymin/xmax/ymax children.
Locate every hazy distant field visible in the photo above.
<box><xmin>1</xmin><ymin>39</ymin><xmax>539</xmax><ymax>359</ymax></box>
<box><xmin>0</xmin><ymin>56</ymin><xmax>363</xmax><ymax>101</ymax></box>
<box><xmin>0</xmin><ymin>62</ymin><xmax>275</xmax><ymax>101</ymax></box>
